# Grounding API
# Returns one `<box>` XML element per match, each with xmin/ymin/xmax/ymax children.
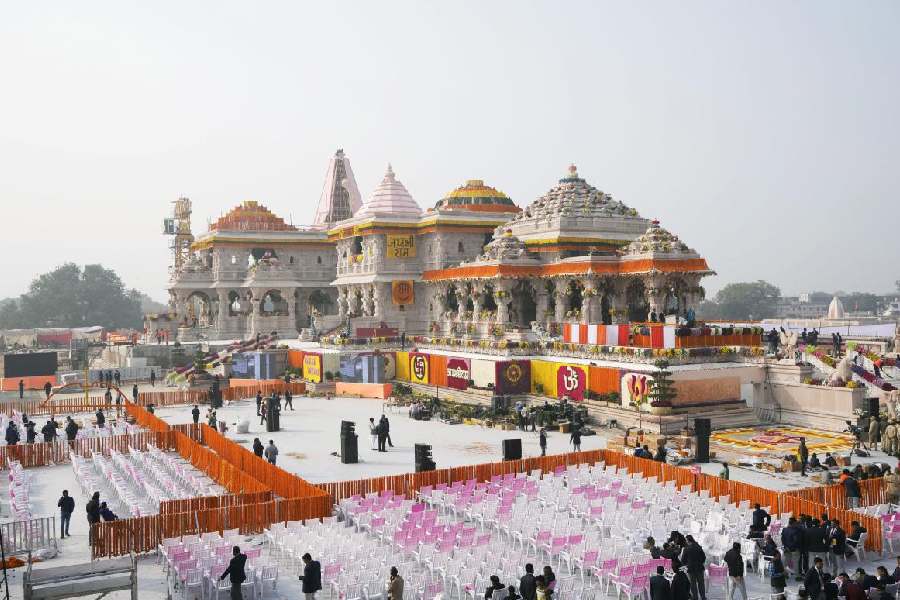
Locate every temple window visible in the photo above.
<box><xmin>230</xmin><ymin>255</ymin><xmax>237</xmax><ymax>265</ymax></box>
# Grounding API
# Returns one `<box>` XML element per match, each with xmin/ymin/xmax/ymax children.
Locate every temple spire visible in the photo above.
<box><xmin>313</xmin><ymin>148</ymin><xmax>362</xmax><ymax>227</ymax></box>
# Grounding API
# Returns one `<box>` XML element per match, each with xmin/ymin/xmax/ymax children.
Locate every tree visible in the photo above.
<box><xmin>2</xmin><ymin>263</ymin><xmax>143</xmax><ymax>329</ymax></box>
<box><xmin>839</xmin><ymin>292</ymin><xmax>879</xmax><ymax>314</ymax></box>
<box><xmin>649</xmin><ymin>359</ymin><xmax>678</xmax><ymax>407</ymax></box>
<box><xmin>703</xmin><ymin>281</ymin><xmax>781</xmax><ymax>320</ymax></box>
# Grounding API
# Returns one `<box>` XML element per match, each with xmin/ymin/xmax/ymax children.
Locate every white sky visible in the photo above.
<box><xmin>1</xmin><ymin>1</ymin><xmax>897</xmax><ymax>301</ymax></box>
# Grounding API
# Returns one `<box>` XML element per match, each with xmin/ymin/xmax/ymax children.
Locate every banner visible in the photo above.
<box><xmin>302</xmin><ymin>354</ymin><xmax>322</xmax><ymax>383</ymax></box>
<box><xmin>556</xmin><ymin>364</ymin><xmax>586</xmax><ymax>402</ymax></box>
<box><xmin>410</xmin><ymin>353</ymin><xmax>430</xmax><ymax>384</ymax></box>
<box><xmin>391</xmin><ymin>281</ymin><xmax>415</xmax><ymax>305</ymax></box>
<box><xmin>382</xmin><ymin>352</ymin><xmax>396</xmax><ymax>380</ymax></box>
<box><xmin>386</xmin><ymin>235</ymin><xmax>416</xmax><ymax>258</ymax></box>
<box><xmin>622</xmin><ymin>372</ymin><xmax>650</xmax><ymax>409</ymax></box>
<box><xmin>496</xmin><ymin>360</ymin><xmax>531</xmax><ymax>395</ymax></box>
<box><xmin>446</xmin><ymin>357</ymin><xmax>470</xmax><ymax>390</ymax></box>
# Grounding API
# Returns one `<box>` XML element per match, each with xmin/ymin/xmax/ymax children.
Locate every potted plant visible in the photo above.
<box><xmin>648</xmin><ymin>359</ymin><xmax>676</xmax><ymax>416</ymax></box>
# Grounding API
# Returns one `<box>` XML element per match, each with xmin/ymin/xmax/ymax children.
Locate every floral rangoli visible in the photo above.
<box><xmin>711</xmin><ymin>426</ymin><xmax>854</xmax><ymax>456</ymax></box>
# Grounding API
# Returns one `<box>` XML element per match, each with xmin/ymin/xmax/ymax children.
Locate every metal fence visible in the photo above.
<box><xmin>0</xmin><ymin>516</ymin><xmax>57</xmax><ymax>557</ymax></box>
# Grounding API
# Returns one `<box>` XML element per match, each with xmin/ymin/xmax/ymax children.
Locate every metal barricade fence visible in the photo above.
<box><xmin>0</xmin><ymin>516</ymin><xmax>58</xmax><ymax>556</ymax></box>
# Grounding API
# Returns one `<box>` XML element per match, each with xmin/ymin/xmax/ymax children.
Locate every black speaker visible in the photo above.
<box><xmin>340</xmin><ymin>420</ymin><xmax>358</xmax><ymax>464</ymax></box>
<box><xmin>415</xmin><ymin>443</ymin><xmax>435</xmax><ymax>472</ymax></box>
<box><xmin>502</xmin><ymin>438</ymin><xmax>522</xmax><ymax>461</ymax></box>
<box><xmin>694</xmin><ymin>418</ymin><xmax>711</xmax><ymax>463</ymax></box>
<box><xmin>868</xmin><ymin>398</ymin><xmax>880</xmax><ymax>417</ymax></box>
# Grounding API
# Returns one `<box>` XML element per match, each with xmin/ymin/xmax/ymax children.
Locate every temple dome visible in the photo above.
<box><xmin>313</xmin><ymin>149</ymin><xmax>362</xmax><ymax>226</ymax></box>
<box><xmin>826</xmin><ymin>296</ymin><xmax>846</xmax><ymax>320</ymax></box>
<box><xmin>211</xmin><ymin>201</ymin><xmax>297</xmax><ymax>232</ymax></box>
<box><xmin>514</xmin><ymin>164</ymin><xmax>637</xmax><ymax>222</ymax></box>
<box><xmin>623</xmin><ymin>220</ymin><xmax>696</xmax><ymax>257</ymax></box>
<box><xmin>356</xmin><ymin>164</ymin><xmax>422</xmax><ymax>218</ymax></box>
<box><xmin>435</xmin><ymin>179</ymin><xmax>519</xmax><ymax>213</ymax></box>
<box><xmin>479</xmin><ymin>229</ymin><xmax>533</xmax><ymax>261</ymax></box>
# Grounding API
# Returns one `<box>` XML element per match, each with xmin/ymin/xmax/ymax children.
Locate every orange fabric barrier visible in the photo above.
<box><xmin>288</xmin><ymin>350</ymin><xmax>305</xmax><ymax>369</ymax></box>
<box><xmin>0</xmin><ymin>376</ymin><xmax>57</xmax><ymax>392</ymax></box>
<box><xmin>429</xmin><ymin>354</ymin><xmax>448</xmax><ymax>388</ymax></box>
<box><xmin>0</xmin><ymin>431</ymin><xmax>174</xmax><ymax>469</ymax></box>
<box><xmin>334</xmin><ymin>382</ymin><xmax>393</xmax><ymax>399</ymax></box>
<box><xmin>588</xmin><ymin>366</ymin><xmax>620</xmax><ymax>395</ymax></box>
<box><xmin>2</xmin><ymin>396</ymin><xmax>116</xmax><ymax>418</ymax></box>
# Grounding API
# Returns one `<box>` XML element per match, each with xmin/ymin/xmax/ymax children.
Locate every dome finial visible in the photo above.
<box><xmin>568</xmin><ymin>163</ymin><xmax>578</xmax><ymax>177</ymax></box>
<box><xmin>385</xmin><ymin>163</ymin><xmax>395</xmax><ymax>181</ymax></box>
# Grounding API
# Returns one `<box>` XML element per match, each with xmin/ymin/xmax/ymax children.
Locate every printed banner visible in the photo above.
<box><xmin>386</xmin><ymin>235</ymin><xmax>416</xmax><ymax>258</ymax></box>
<box><xmin>622</xmin><ymin>372</ymin><xmax>651</xmax><ymax>409</ymax></box>
<box><xmin>410</xmin><ymin>353</ymin><xmax>430</xmax><ymax>384</ymax></box>
<box><xmin>382</xmin><ymin>352</ymin><xmax>396</xmax><ymax>380</ymax></box>
<box><xmin>556</xmin><ymin>364</ymin><xmax>586</xmax><ymax>402</ymax></box>
<box><xmin>446</xmin><ymin>357</ymin><xmax>471</xmax><ymax>390</ymax></box>
<box><xmin>496</xmin><ymin>360</ymin><xmax>531</xmax><ymax>395</ymax></box>
<box><xmin>391</xmin><ymin>280</ymin><xmax>415</xmax><ymax>305</ymax></box>
<box><xmin>302</xmin><ymin>354</ymin><xmax>322</xmax><ymax>383</ymax></box>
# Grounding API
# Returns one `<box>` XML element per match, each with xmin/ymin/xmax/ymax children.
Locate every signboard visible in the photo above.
<box><xmin>556</xmin><ymin>364</ymin><xmax>586</xmax><ymax>402</ymax></box>
<box><xmin>391</xmin><ymin>281</ymin><xmax>415</xmax><ymax>305</ymax></box>
<box><xmin>410</xmin><ymin>353</ymin><xmax>430</xmax><ymax>384</ymax></box>
<box><xmin>446</xmin><ymin>357</ymin><xmax>471</xmax><ymax>390</ymax></box>
<box><xmin>386</xmin><ymin>235</ymin><xmax>416</xmax><ymax>258</ymax></box>
<box><xmin>302</xmin><ymin>354</ymin><xmax>322</xmax><ymax>383</ymax></box>
<box><xmin>496</xmin><ymin>360</ymin><xmax>531</xmax><ymax>395</ymax></box>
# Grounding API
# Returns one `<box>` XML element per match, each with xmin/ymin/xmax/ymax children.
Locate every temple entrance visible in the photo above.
<box><xmin>626</xmin><ymin>280</ymin><xmax>648</xmax><ymax>322</ymax></box>
<box><xmin>513</xmin><ymin>281</ymin><xmax>537</xmax><ymax>327</ymax></box>
<box><xmin>260</xmin><ymin>290</ymin><xmax>288</xmax><ymax>316</ymax></box>
<box><xmin>601</xmin><ymin>294</ymin><xmax>612</xmax><ymax>324</ymax></box>
<box><xmin>185</xmin><ymin>292</ymin><xmax>212</xmax><ymax>327</ymax></box>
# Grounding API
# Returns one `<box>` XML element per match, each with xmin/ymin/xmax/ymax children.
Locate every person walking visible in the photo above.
<box><xmin>220</xmin><ymin>545</ymin><xmax>248</xmax><ymax>600</ymax></box>
<box><xmin>259</xmin><ymin>397</ymin><xmax>267</xmax><ymax>426</ymax></box>
<box><xmin>369</xmin><ymin>418</ymin><xmax>378</xmax><ymax>451</ymax></box>
<box><xmin>131</xmin><ymin>383</ymin><xmax>138</xmax><ymax>402</ymax></box>
<box><xmin>264</xmin><ymin>440</ymin><xmax>278</xmax><ymax>465</ymax></box>
<box><xmin>114</xmin><ymin>370</ymin><xmax>121</xmax><ymax>387</ymax></box>
<box><xmin>299</xmin><ymin>553</ymin><xmax>322</xmax><ymax>600</ymax></box>
<box><xmin>377</xmin><ymin>418</ymin><xmax>388</xmax><ymax>453</ymax></box>
<box><xmin>85</xmin><ymin>491</ymin><xmax>101</xmax><ymax>546</ymax></box>
<box><xmin>44</xmin><ymin>380</ymin><xmax>52</xmax><ymax>399</ymax></box>
<box><xmin>388</xmin><ymin>566</ymin><xmax>405</xmax><ymax>600</ymax></box>
<box><xmin>570</xmin><ymin>426</ymin><xmax>582</xmax><ymax>452</ymax></box>
<box><xmin>381</xmin><ymin>415</ymin><xmax>394</xmax><ymax>448</ymax></box>
<box><xmin>192</xmin><ymin>405</ymin><xmax>200</xmax><ymax>424</ymax></box>
<box><xmin>150</xmin><ymin>370</ymin><xmax>156</xmax><ymax>387</ymax></box>
<box><xmin>799</xmin><ymin>438</ymin><xmax>810</xmax><ymax>477</ymax></box>
<box><xmin>519</xmin><ymin>564</ymin><xmax>537</xmax><ymax>600</ymax></box>
<box><xmin>5</xmin><ymin>421</ymin><xmax>19</xmax><ymax>446</ymax></box>
<box><xmin>539</xmin><ymin>428</ymin><xmax>547</xmax><ymax>457</ymax></box>
<box><xmin>256</xmin><ymin>391</ymin><xmax>263</xmax><ymax>416</ymax></box>
<box><xmin>650</xmin><ymin>565</ymin><xmax>671</xmax><ymax>600</ymax></box>
<box><xmin>681</xmin><ymin>535</ymin><xmax>707</xmax><ymax>600</ymax></box>
<box><xmin>770</xmin><ymin>550</ymin><xmax>787</xmax><ymax>593</ymax></box>
<box><xmin>253</xmin><ymin>438</ymin><xmax>264</xmax><ymax>458</ymax></box>
<box><xmin>58</xmin><ymin>490</ymin><xmax>75</xmax><ymax>537</ymax></box>
<box><xmin>285</xmin><ymin>389</ymin><xmax>294</xmax><ymax>410</ymax></box>
<box><xmin>723</xmin><ymin>542</ymin><xmax>748</xmax><ymax>600</ymax></box>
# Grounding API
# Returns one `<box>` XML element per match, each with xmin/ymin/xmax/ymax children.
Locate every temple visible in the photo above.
<box><xmin>159</xmin><ymin>158</ymin><xmax>713</xmax><ymax>343</ymax></box>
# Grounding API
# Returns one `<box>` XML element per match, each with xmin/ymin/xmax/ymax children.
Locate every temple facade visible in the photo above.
<box><xmin>160</xmin><ymin>154</ymin><xmax>712</xmax><ymax>342</ymax></box>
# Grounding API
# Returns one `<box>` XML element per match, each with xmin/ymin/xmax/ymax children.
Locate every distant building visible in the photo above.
<box><xmin>775</xmin><ymin>296</ymin><xmax>828</xmax><ymax>319</ymax></box>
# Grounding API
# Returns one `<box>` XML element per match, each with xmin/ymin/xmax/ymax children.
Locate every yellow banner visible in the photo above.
<box><xmin>302</xmin><ymin>354</ymin><xmax>321</xmax><ymax>383</ymax></box>
<box><xmin>410</xmin><ymin>353</ymin><xmax>430</xmax><ymax>384</ymax></box>
<box><xmin>391</xmin><ymin>280</ymin><xmax>415</xmax><ymax>305</ymax></box>
<box><xmin>386</xmin><ymin>235</ymin><xmax>416</xmax><ymax>258</ymax></box>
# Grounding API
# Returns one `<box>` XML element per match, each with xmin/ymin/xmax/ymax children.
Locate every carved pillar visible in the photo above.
<box><xmin>494</xmin><ymin>280</ymin><xmax>512</xmax><ymax>325</ymax></box>
<box><xmin>249</xmin><ymin>291</ymin><xmax>262</xmax><ymax>337</ymax></box>
<box><xmin>431</xmin><ymin>284</ymin><xmax>447</xmax><ymax>321</ymax></box>
<box><xmin>348</xmin><ymin>286</ymin><xmax>361</xmax><ymax>316</ymax></box>
<box><xmin>373</xmin><ymin>284</ymin><xmax>384</xmax><ymax>320</ymax></box>
<box><xmin>553</xmin><ymin>279</ymin><xmax>569</xmax><ymax>323</ymax></box>
<box><xmin>337</xmin><ymin>289</ymin><xmax>348</xmax><ymax>318</ymax></box>
<box><xmin>645</xmin><ymin>275</ymin><xmax>666</xmax><ymax>321</ymax></box>
<box><xmin>470</xmin><ymin>283</ymin><xmax>484</xmax><ymax>322</ymax></box>
<box><xmin>216</xmin><ymin>289</ymin><xmax>229</xmax><ymax>334</ymax></box>
<box><xmin>455</xmin><ymin>286</ymin><xmax>468</xmax><ymax>321</ymax></box>
<box><xmin>535</xmin><ymin>282</ymin><xmax>550</xmax><ymax>324</ymax></box>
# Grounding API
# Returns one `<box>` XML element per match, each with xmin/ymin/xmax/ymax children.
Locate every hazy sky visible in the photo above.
<box><xmin>1</xmin><ymin>1</ymin><xmax>898</xmax><ymax>302</ymax></box>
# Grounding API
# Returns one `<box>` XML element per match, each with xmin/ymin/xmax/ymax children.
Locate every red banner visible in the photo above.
<box><xmin>446</xmin><ymin>357</ymin><xmax>470</xmax><ymax>390</ymax></box>
<box><xmin>495</xmin><ymin>360</ymin><xmax>531</xmax><ymax>395</ymax></box>
<box><xmin>556</xmin><ymin>364</ymin><xmax>586</xmax><ymax>402</ymax></box>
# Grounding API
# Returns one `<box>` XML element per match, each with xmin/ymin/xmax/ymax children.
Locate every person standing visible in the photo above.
<box><xmin>842</xmin><ymin>470</ymin><xmax>862</xmax><ymax>509</ymax></box>
<box><xmin>519</xmin><ymin>563</ymin><xmax>537</xmax><ymax>600</ymax></box>
<box><xmin>192</xmin><ymin>405</ymin><xmax>200</xmax><ymax>424</ymax></box>
<box><xmin>220</xmin><ymin>546</ymin><xmax>248</xmax><ymax>600</ymax></box>
<box><xmin>827</xmin><ymin>519</ymin><xmax>846</xmax><ymax>574</ymax></box>
<box><xmin>259</xmin><ymin>397</ymin><xmax>267</xmax><ymax>426</ymax></box>
<box><xmin>57</xmin><ymin>490</ymin><xmax>75</xmax><ymax>537</ymax></box>
<box><xmin>381</xmin><ymin>415</ymin><xmax>394</xmax><ymax>448</ymax></box>
<box><xmin>208</xmin><ymin>409</ymin><xmax>217</xmax><ymax>429</ymax></box>
<box><xmin>85</xmin><ymin>491</ymin><xmax>101</xmax><ymax>546</ymax></box>
<box><xmin>672</xmin><ymin>567</ymin><xmax>691</xmax><ymax>600</ymax></box>
<box><xmin>150</xmin><ymin>370</ymin><xmax>156</xmax><ymax>387</ymax></box>
<box><xmin>65</xmin><ymin>417</ymin><xmax>79</xmax><ymax>442</ymax></box>
<box><xmin>41</xmin><ymin>419</ymin><xmax>57</xmax><ymax>443</ymax></box>
<box><xmin>44</xmin><ymin>380</ymin><xmax>52</xmax><ymax>399</ymax></box>
<box><xmin>570</xmin><ymin>426</ymin><xmax>582</xmax><ymax>452</ymax></box>
<box><xmin>770</xmin><ymin>550</ymin><xmax>787</xmax><ymax>593</ymax></box>
<box><xmin>723</xmin><ymin>542</ymin><xmax>748</xmax><ymax>600</ymax></box>
<box><xmin>299</xmin><ymin>553</ymin><xmax>322</xmax><ymax>600</ymax></box>
<box><xmin>377</xmin><ymin>418</ymin><xmax>388</xmax><ymax>452</ymax></box>
<box><xmin>132</xmin><ymin>383</ymin><xmax>139</xmax><ymax>402</ymax></box>
<box><xmin>539</xmin><ymin>428</ymin><xmax>547</xmax><ymax>457</ymax></box>
<box><xmin>870</xmin><ymin>416</ymin><xmax>881</xmax><ymax>452</ymax></box>
<box><xmin>264</xmin><ymin>440</ymin><xmax>278</xmax><ymax>465</ymax></box>
<box><xmin>285</xmin><ymin>389</ymin><xmax>294</xmax><ymax>410</ymax></box>
<box><xmin>5</xmin><ymin>421</ymin><xmax>20</xmax><ymax>446</ymax></box>
<box><xmin>804</xmin><ymin>557</ymin><xmax>826</xmax><ymax>600</ymax></box>
<box><xmin>18</xmin><ymin>379</ymin><xmax>24</xmax><ymax>399</ymax></box>
<box><xmin>25</xmin><ymin>421</ymin><xmax>37</xmax><ymax>444</ymax></box>
<box><xmin>388</xmin><ymin>566</ymin><xmax>405</xmax><ymax>600</ymax></box>
<box><xmin>252</xmin><ymin>438</ymin><xmax>264</xmax><ymax>458</ymax></box>
<box><xmin>749</xmin><ymin>503</ymin><xmax>771</xmax><ymax>537</ymax></box>
<box><xmin>369</xmin><ymin>418</ymin><xmax>378</xmax><ymax>451</ymax></box>
<box><xmin>799</xmin><ymin>438</ymin><xmax>810</xmax><ymax>477</ymax></box>
<box><xmin>256</xmin><ymin>391</ymin><xmax>263</xmax><ymax>416</ymax></box>
<box><xmin>681</xmin><ymin>535</ymin><xmax>707</xmax><ymax>600</ymax></box>
<box><xmin>650</xmin><ymin>565</ymin><xmax>672</xmax><ymax>600</ymax></box>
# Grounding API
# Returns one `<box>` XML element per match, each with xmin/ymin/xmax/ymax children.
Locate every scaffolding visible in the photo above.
<box><xmin>163</xmin><ymin>197</ymin><xmax>194</xmax><ymax>272</ymax></box>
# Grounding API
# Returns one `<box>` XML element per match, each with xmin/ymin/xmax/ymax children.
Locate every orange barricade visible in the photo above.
<box><xmin>0</xmin><ymin>431</ymin><xmax>174</xmax><ymax>469</ymax></box>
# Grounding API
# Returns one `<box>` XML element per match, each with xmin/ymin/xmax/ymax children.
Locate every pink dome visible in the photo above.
<box><xmin>357</xmin><ymin>164</ymin><xmax>422</xmax><ymax>218</ymax></box>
